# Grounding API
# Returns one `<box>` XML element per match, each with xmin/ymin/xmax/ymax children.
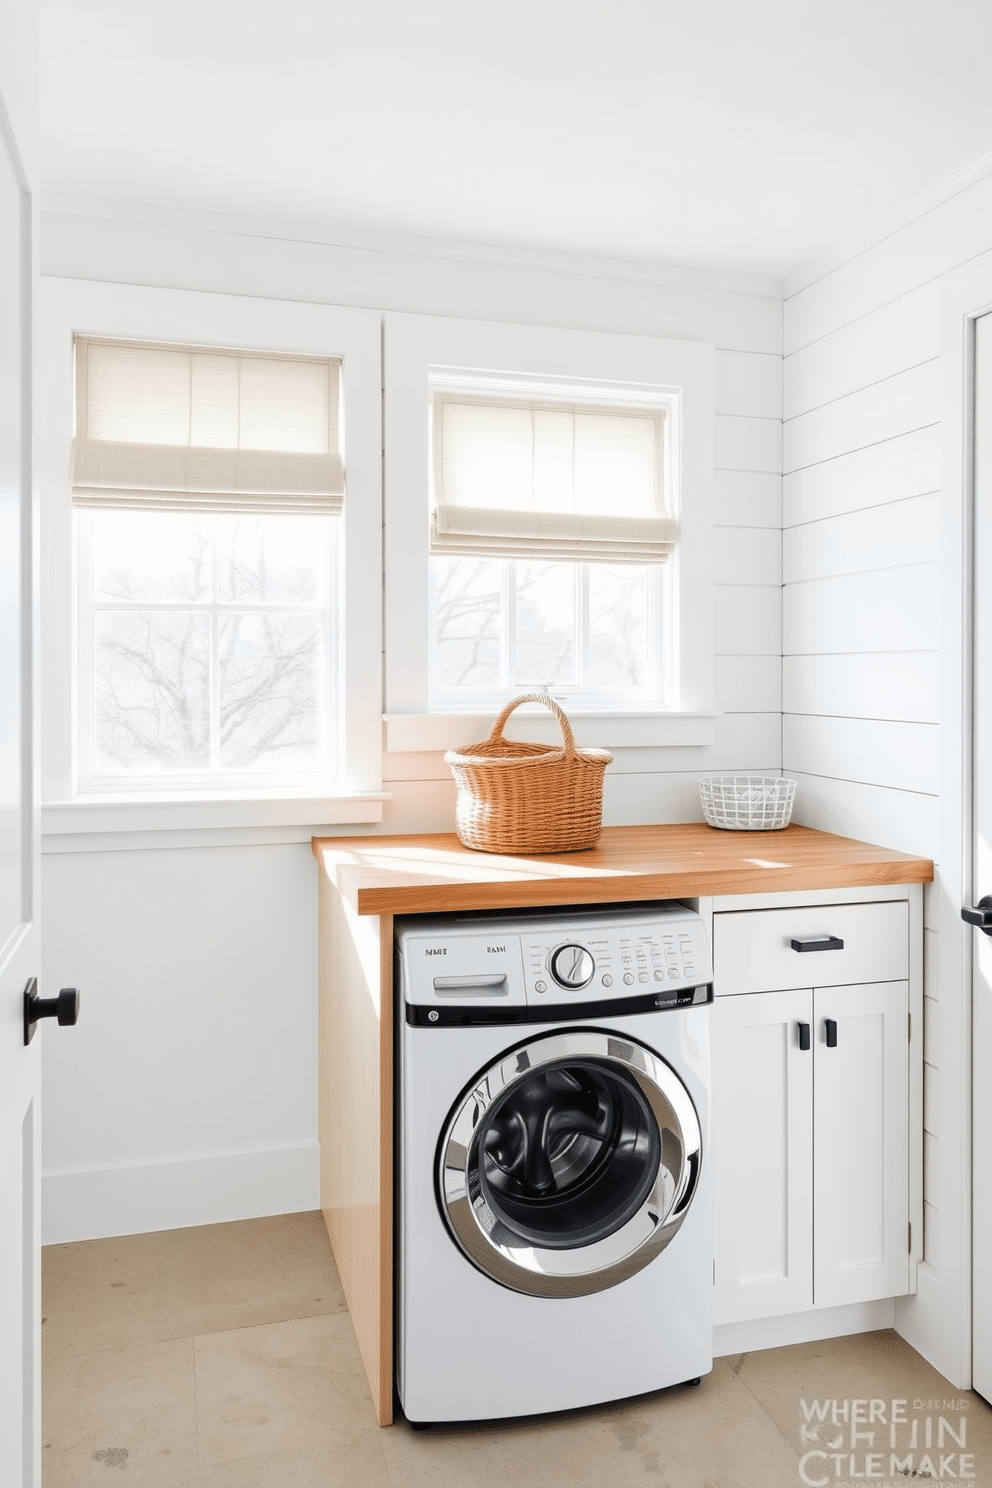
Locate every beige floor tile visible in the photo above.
<box><xmin>595</xmin><ymin>1362</ymin><xmax>802</xmax><ymax>1487</ymax></box>
<box><xmin>42</xmin><ymin>1211</ymin><xmax>344</xmax><ymax>1359</ymax></box>
<box><xmin>381</xmin><ymin>1403</ymin><xmax>625</xmax><ymax>1488</ymax></box>
<box><xmin>189</xmin><ymin>1436</ymin><xmax>393</xmax><ymax>1488</ymax></box>
<box><xmin>43</xmin><ymin>1450</ymin><xmax>192</xmax><ymax>1488</ymax></box>
<box><xmin>155</xmin><ymin>1210</ymin><xmax>345</xmax><ymax>1339</ymax></box>
<box><xmin>42</xmin><ymin>1335</ymin><xmax>197</xmax><ymax>1487</ymax></box>
<box><xmin>382</xmin><ymin>1364</ymin><xmax>799</xmax><ymax>1488</ymax></box>
<box><xmin>194</xmin><ymin>1311</ymin><xmax>381</xmax><ymax>1467</ymax></box>
<box><xmin>42</xmin><ymin>1230</ymin><xmax>163</xmax><ymax>1358</ymax></box>
<box><xmin>732</xmin><ymin>1330</ymin><xmax>992</xmax><ymax>1482</ymax></box>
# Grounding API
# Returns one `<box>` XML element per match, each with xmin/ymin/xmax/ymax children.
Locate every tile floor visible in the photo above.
<box><xmin>43</xmin><ymin>1212</ymin><xmax>992</xmax><ymax>1487</ymax></box>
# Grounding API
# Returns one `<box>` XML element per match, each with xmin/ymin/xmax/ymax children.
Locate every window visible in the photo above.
<box><xmin>40</xmin><ymin>281</ymin><xmax>383</xmax><ymax>812</ymax></box>
<box><xmin>383</xmin><ymin>313</ymin><xmax>715</xmax><ymax>751</ymax></box>
<box><xmin>73</xmin><ymin>338</ymin><xmax>342</xmax><ymax>788</ymax></box>
<box><xmin>432</xmin><ymin>556</ymin><xmax>660</xmax><ymax>701</ymax></box>
<box><xmin>428</xmin><ymin>381</ymin><xmax>674</xmax><ymax>709</ymax></box>
<box><xmin>77</xmin><ymin>507</ymin><xmax>336</xmax><ymax>784</ymax></box>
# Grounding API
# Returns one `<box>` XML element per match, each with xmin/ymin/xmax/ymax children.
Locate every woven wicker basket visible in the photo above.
<box><xmin>445</xmin><ymin>693</ymin><xmax>613</xmax><ymax>854</ymax></box>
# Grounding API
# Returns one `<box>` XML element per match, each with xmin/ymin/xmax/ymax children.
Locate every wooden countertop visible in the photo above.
<box><xmin>311</xmin><ymin>823</ymin><xmax>933</xmax><ymax>916</ymax></box>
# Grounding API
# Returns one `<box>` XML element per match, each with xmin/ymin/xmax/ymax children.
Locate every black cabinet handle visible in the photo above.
<box><xmin>962</xmin><ymin>896</ymin><xmax>992</xmax><ymax>936</ymax></box>
<box><xmin>798</xmin><ymin>1021</ymin><xmax>811</xmax><ymax>1051</ymax></box>
<box><xmin>23</xmin><ymin>979</ymin><xmax>80</xmax><ymax>1046</ymax></box>
<box><xmin>824</xmin><ymin>1017</ymin><xmax>838</xmax><ymax>1048</ymax></box>
<box><xmin>790</xmin><ymin>935</ymin><xmax>845</xmax><ymax>953</ymax></box>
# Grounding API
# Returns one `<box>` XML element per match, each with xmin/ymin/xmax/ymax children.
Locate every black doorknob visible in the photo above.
<box><xmin>961</xmin><ymin>895</ymin><xmax>992</xmax><ymax>936</ymax></box>
<box><xmin>23</xmin><ymin>979</ymin><xmax>81</xmax><ymax>1046</ymax></box>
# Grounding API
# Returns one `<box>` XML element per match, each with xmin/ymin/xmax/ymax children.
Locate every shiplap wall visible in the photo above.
<box><xmin>39</xmin><ymin>209</ymin><xmax>782</xmax><ymax>1239</ymax></box>
<box><xmin>783</xmin><ymin>170</ymin><xmax>992</xmax><ymax>1385</ymax></box>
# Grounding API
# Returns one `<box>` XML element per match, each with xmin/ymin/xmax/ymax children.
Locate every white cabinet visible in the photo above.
<box><xmin>712</xmin><ymin>898</ymin><xmax>912</xmax><ymax>1327</ymax></box>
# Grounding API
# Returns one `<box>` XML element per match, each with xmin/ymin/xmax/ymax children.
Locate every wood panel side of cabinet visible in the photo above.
<box><xmin>317</xmin><ymin>871</ymin><xmax>394</xmax><ymax>1425</ymax></box>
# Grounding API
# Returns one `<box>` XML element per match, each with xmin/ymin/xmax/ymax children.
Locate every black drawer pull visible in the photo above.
<box><xmin>798</xmin><ymin>1021</ymin><xmax>811</xmax><ymax>1051</ymax></box>
<box><xmin>790</xmin><ymin>935</ymin><xmax>845</xmax><ymax>953</ymax></box>
<box><xmin>824</xmin><ymin>1018</ymin><xmax>838</xmax><ymax>1048</ymax></box>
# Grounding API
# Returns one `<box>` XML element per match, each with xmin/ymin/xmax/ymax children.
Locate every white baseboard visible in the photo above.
<box><xmin>714</xmin><ymin>1298</ymin><xmax>896</xmax><ymax>1358</ymax></box>
<box><xmin>41</xmin><ymin>1143</ymin><xmax>320</xmax><ymax>1245</ymax></box>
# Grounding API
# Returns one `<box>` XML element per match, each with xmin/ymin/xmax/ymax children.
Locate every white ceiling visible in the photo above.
<box><xmin>37</xmin><ymin>0</ymin><xmax>992</xmax><ymax>284</ymax></box>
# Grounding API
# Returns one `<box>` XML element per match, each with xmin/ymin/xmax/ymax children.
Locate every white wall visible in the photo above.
<box><xmin>39</xmin><ymin>208</ymin><xmax>782</xmax><ymax>1240</ymax></box>
<box><xmin>782</xmin><ymin>169</ymin><xmax>992</xmax><ymax>1385</ymax></box>
<box><xmin>41</xmin><ymin>841</ymin><xmax>319</xmax><ymax>1243</ymax></box>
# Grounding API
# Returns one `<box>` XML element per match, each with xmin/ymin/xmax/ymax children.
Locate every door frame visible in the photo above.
<box><xmin>919</xmin><ymin>255</ymin><xmax>992</xmax><ymax>1390</ymax></box>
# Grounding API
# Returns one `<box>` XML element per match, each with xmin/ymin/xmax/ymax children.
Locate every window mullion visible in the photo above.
<box><xmin>503</xmin><ymin>560</ymin><xmax>514</xmax><ymax>690</ymax></box>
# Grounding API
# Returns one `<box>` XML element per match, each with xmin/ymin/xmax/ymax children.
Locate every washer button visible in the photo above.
<box><xmin>623</xmin><ymin>973</ymin><xmax>635</xmax><ymax>986</ymax></box>
<box><xmin>638</xmin><ymin>972</ymin><xmax>649</xmax><ymax>983</ymax></box>
<box><xmin>534</xmin><ymin>980</ymin><xmax>547</xmax><ymax>993</ymax></box>
<box><xmin>668</xmin><ymin>968</ymin><xmax>680</xmax><ymax>980</ymax></box>
<box><xmin>654</xmin><ymin>969</ymin><xmax>665</xmax><ymax>981</ymax></box>
<box><xmin>602</xmin><ymin>974</ymin><xmax>613</xmax><ymax>987</ymax></box>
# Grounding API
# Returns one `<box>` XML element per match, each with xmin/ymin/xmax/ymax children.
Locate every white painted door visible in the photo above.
<box><xmin>972</xmin><ymin>310</ymin><xmax>992</xmax><ymax>1405</ymax></box>
<box><xmin>0</xmin><ymin>5</ymin><xmax>41</xmax><ymax>1482</ymax></box>
<box><xmin>813</xmin><ymin>981</ymin><xmax>909</xmax><ymax>1308</ymax></box>
<box><xmin>712</xmin><ymin>988</ymin><xmax>814</xmax><ymax>1324</ymax></box>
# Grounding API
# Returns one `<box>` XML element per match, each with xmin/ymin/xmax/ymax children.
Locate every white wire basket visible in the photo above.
<box><xmin>698</xmin><ymin>775</ymin><xmax>797</xmax><ymax>831</ymax></box>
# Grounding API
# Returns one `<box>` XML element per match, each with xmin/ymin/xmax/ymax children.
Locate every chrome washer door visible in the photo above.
<box><xmin>437</xmin><ymin>1028</ymin><xmax>702</xmax><ymax>1298</ymax></box>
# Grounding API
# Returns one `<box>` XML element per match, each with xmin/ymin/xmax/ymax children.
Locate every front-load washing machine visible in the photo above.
<box><xmin>395</xmin><ymin>901</ymin><xmax>713</xmax><ymax>1424</ymax></box>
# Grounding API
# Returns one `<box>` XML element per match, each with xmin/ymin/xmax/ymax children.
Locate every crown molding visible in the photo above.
<box><xmin>41</xmin><ymin>192</ymin><xmax>784</xmax><ymax>302</ymax></box>
<box><xmin>784</xmin><ymin>142</ymin><xmax>992</xmax><ymax>301</ymax></box>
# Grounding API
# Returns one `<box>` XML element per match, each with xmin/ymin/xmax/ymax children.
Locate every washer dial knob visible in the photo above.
<box><xmin>549</xmin><ymin>944</ymin><xmax>595</xmax><ymax>988</ymax></box>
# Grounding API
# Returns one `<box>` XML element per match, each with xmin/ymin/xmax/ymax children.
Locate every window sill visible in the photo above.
<box><xmin>383</xmin><ymin>712</ymin><xmax>718</xmax><ymax>754</ymax></box>
<box><xmin>41</xmin><ymin>791</ymin><xmax>391</xmax><ymax>852</ymax></box>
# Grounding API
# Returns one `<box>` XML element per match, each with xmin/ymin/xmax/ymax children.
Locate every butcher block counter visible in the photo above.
<box><xmin>311</xmin><ymin>823</ymin><xmax>933</xmax><ymax>1424</ymax></box>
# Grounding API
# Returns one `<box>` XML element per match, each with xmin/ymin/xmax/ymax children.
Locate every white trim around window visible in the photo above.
<box><xmin>382</xmin><ymin>312</ymin><xmax>715</xmax><ymax>750</ymax></box>
<box><xmin>39</xmin><ymin>278</ymin><xmax>384</xmax><ymax>830</ymax></box>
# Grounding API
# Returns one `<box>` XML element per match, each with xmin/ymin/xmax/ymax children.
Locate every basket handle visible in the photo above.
<box><xmin>489</xmin><ymin>693</ymin><xmax>577</xmax><ymax>759</ymax></box>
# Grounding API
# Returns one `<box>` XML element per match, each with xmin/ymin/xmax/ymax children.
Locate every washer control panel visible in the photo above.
<box><xmin>397</xmin><ymin>904</ymin><xmax>711</xmax><ymax>1011</ymax></box>
<box><xmin>521</xmin><ymin>911</ymin><xmax>708</xmax><ymax>1007</ymax></box>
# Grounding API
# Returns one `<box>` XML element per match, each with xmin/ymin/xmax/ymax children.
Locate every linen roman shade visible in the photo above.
<box><xmin>431</xmin><ymin>392</ymin><xmax>675</xmax><ymax>564</ymax></box>
<box><xmin>72</xmin><ymin>337</ymin><xmax>345</xmax><ymax>514</ymax></box>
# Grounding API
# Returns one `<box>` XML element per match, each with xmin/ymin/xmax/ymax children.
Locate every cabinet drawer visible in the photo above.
<box><xmin>713</xmin><ymin>901</ymin><xmax>908</xmax><ymax>996</ymax></box>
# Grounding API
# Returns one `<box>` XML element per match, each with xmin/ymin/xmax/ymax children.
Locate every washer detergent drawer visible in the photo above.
<box><xmin>713</xmin><ymin>900</ymin><xmax>908</xmax><ymax>996</ymax></box>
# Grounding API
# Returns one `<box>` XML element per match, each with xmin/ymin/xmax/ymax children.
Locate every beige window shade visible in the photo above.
<box><xmin>431</xmin><ymin>393</ymin><xmax>675</xmax><ymax>563</ymax></box>
<box><xmin>72</xmin><ymin>338</ymin><xmax>344</xmax><ymax>514</ymax></box>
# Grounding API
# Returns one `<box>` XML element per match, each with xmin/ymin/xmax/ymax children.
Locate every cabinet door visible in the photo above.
<box><xmin>813</xmin><ymin>981</ymin><xmax>910</xmax><ymax>1307</ymax></box>
<box><xmin>713</xmin><ymin>988</ymin><xmax>814</xmax><ymax>1324</ymax></box>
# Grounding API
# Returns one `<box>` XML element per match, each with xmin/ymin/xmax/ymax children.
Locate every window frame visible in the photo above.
<box><xmin>383</xmin><ymin>312</ymin><xmax>715</xmax><ymax>752</ymax></box>
<box><xmin>40</xmin><ymin>278</ymin><xmax>385</xmax><ymax>824</ymax></box>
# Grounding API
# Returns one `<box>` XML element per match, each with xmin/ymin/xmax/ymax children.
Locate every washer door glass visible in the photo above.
<box><xmin>437</xmin><ymin>1028</ymin><xmax>701</xmax><ymax>1298</ymax></box>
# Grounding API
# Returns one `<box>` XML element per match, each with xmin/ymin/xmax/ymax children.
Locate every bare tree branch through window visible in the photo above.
<box><xmin>84</xmin><ymin>511</ymin><xmax>332</xmax><ymax>780</ymax></box>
